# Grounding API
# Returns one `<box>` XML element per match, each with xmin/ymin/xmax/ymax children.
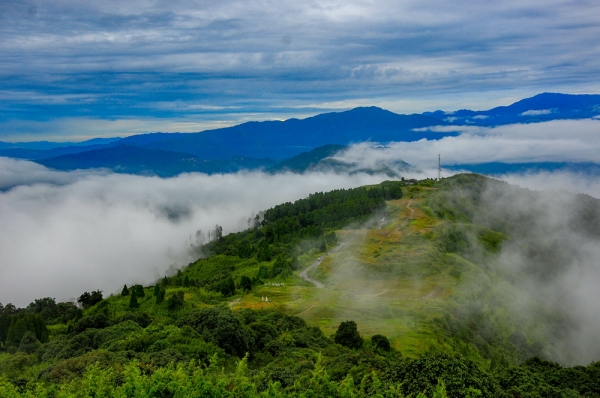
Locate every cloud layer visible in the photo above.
<box><xmin>1</xmin><ymin>0</ymin><xmax>600</xmax><ymax>139</ymax></box>
<box><xmin>334</xmin><ymin>119</ymin><xmax>600</xmax><ymax>171</ymax></box>
<box><xmin>0</xmin><ymin>158</ymin><xmax>386</xmax><ymax>306</ymax></box>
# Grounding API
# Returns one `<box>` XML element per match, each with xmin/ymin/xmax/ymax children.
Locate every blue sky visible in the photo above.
<box><xmin>1</xmin><ymin>0</ymin><xmax>600</xmax><ymax>141</ymax></box>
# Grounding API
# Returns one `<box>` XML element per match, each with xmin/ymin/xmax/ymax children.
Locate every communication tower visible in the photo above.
<box><xmin>438</xmin><ymin>154</ymin><xmax>441</xmax><ymax>180</ymax></box>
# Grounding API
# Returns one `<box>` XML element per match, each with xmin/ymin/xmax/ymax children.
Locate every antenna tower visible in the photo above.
<box><xmin>438</xmin><ymin>154</ymin><xmax>441</xmax><ymax>180</ymax></box>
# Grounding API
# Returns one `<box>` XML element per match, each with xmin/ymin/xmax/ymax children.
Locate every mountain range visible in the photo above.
<box><xmin>1</xmin><ymin>92</ymin><xmax>599</xmax><ymax>176</ymax></box>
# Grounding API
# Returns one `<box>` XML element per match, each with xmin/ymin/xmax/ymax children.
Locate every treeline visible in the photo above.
<box><xmin>0</xmin><ymin>305</ymin><xmax>598</xmax><ymax>397</ymax></box>
<box><xmin>207</xmin><ymin>182</ymin><xmax>402</xmax><ymax>263</ymax></box>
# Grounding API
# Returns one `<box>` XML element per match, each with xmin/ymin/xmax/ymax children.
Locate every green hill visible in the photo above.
<box><xmin>1</xmin><ymin>176</ymin><xmax>599</xmax><ymax>397</ymax></box>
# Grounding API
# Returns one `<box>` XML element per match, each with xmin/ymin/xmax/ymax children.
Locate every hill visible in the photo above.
<box><xmin>425</xmin><ymin>92</ymin><xmax>600</xmax><ymax>126</ymax></box>
<box><xmin>36</xmin><ymin>145</ymin><xmax>277</xmax><ymax>176</ymax></box>
<box><xmin>1</xmin><ymin>175</ymin><xmax>600</xmax><ymax>396</ymax></box>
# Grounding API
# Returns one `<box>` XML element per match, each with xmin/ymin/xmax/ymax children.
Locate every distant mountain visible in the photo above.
<box><xmin>140</xmin><ymin>107</ymin><xmax>454</xmax><ymax>160</ymax></box>
<box><xmin>269</xmin><ymin>144</ymin><xmax>348</xmax><ymax>173</ymax></box>
<box><xmin>269</xmin><ymin>144</ymin><xmax>412</xmax><ymax>176</ymax></box>
<box><xmin>0</xmin><ymin>143</ymin><xmax>116</xmax><ymax>160</ymax></box>
<box><xmin>2</xmin><ymin>93</ymin><xmax>600</xmax><ymax>177</ymax></box>
<box><xmin>37</xmin><ymin>145</ymin><xmax>276</xmax><ymax>177</ymax></box>
<box><xmin>446</xmin><ymin>161</ymin><xmax>600</xmax><ymax>176</ymax></box>
<box><xmin>0</xmin><ymin>137</ymin><xmax>121</xmax><ymax>151</ymax></box>
<box><xmin>425</xmin><ymin>93</ymin><xmax>600</xmax><ymax>126</ymax></box>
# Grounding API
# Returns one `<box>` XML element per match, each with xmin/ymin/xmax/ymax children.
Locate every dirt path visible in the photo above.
<box><xmin>296</xmin><ymin>304</ymin><xmax>318</xmax><ymax>316</ymax></box>
<box><xmin>299</xmin><ymin>243</ymin><xmax>344</xmax><ymax>288</ymax></box>
<box><xmin>401</xmin><ymin>200</ymin><xmax>414</xmax><ymax>227</ymax></box>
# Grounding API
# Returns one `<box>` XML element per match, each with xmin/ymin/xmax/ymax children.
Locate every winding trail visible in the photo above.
<box><xmin>401</xmin><ymin>200</ymin><xmax>414</xmax><ymax>227</ymax></box>
<box><xmin>299</xmin><ymin>243</ymin><xmax>344</xmax><ymax>288</ymax></box>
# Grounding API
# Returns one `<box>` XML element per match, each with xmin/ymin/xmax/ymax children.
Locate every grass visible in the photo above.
<box><xmin>231</xmin><ymin>183</ymin><xmax>467</xmax><ymax>358</ymax></box>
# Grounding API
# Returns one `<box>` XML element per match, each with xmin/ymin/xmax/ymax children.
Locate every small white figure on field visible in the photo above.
<box><xmin>265</xmin><ymin>296</ymin><xmax>269</xmax><ymax>302</ymax></box>
<box><xmin>261</xmin><ymin>296</ymin><xmax>265</xmax><ymax>301</ymax></box>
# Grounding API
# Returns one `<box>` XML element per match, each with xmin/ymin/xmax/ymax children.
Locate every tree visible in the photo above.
<box><xmin>334</xmin><ymin>320</ymin><xmax>363</xmax><ymax>349</ymax></box>
<box><xmin>134</xmin><ymin>285</ymin><xmax>145</xmax><ymax>298</ymax></box>
<box><xmin>77</xmin><ymin>290</ymin><xmax>103</xmax><ymax>309</ymax></box>
<box><xmin>167</xmin><ymin>291</ymin><xmax>185</xmax><ymax>311</ymax></box>
<box><xmin>129</xmin><ymin>290</ymin><xmax>139</xmax><ymax>309</ymax></box>
<box><xmin>183</xmin><ymin>275</ymin><xmax>190</xmax><ymax>288</ymax></box>
<box><xmin>220</xmin><ymin>276</ymin><xmax>235</xmax><ymax>297</ymax></box>
<box><xmin>371</xmin><ymin>334</ymin><xmax>391</xmax><ymax>352</ymax></box>
<box><xmin>215</xmin><ymin>224</ymin><xmax>223</xmax><ymax>240</ymax></box>
<box><xmin>18</xmin><ymin>331</ymin><xmax>41</xmax><ymax>354</ymax></box>
<box><xmin>6</xmin><ymin>318</ymin><xmax>27</xmax><ymax>347</ymax></box>
<box><xmin>153</xmin><ymin>284</ymin><xmax>160</xmax><ymax>297</ymax></box>
<box><xmin>156</xmin><ymin>288</ymin><xmax>166</xmax><ymax>304</ymax></box>
<box><xmin>121</xmin><ymin>285</ymin><xmax>130</xmax><ymax>296</ymax></box>
<box><xmin>240</xmin><ymin>276</ymin><xmax>252</xmax><ymax>291</ymax></box>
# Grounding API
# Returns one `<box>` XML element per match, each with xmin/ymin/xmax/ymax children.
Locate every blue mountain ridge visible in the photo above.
<box><xmin>1</xmin><ymin>92</ymin><xmax>599</xmax><ymax>177</ymax></box>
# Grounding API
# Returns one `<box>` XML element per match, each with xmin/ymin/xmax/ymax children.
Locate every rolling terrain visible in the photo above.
<box><xmin>1</xmin><ymin>175</ymin><xmax>599</xmax><ymax>396</ymax></box>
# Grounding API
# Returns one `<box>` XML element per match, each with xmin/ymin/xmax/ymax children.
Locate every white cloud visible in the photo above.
<box><xmin>520</xmin><ymin>109</ymin><xmax>553</xmax><ymax>116</ymax></box>
<box><xmin>0</xmin><ymin>159</ymin><xmax>387</xmax><ymax>306</ymax></box>
<box><xmin>334</xmin><ymin>119</ymin><xmax>600</xmax><ymax>170</ymax></box>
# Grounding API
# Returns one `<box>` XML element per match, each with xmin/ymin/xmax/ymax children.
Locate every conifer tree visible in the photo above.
<box><xmin>156</xmin><ymin>288</ymin><xmax>165</xmax><ymax>304</ymax></box>
<box><xmin>121</xmin><ymin>284</ymin><xmax>129</xmax><ymax>296</ymax></box>
<box><xmin>129</xmin><ymin>290</ymin><xmax>139</xmax><ymax>309</ymax></box>
<box><xmin>135</xmin><ymin>284</ymin><xmax>145</xmax><ymax>298</ymax></box>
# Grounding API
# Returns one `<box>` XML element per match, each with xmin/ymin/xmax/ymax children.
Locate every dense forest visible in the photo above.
<box><xmin>1</xmin><ymin>178</ymin><xmax>599</xmax><ymax>397</ymax></box>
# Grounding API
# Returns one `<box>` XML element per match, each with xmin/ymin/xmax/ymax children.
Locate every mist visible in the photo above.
<box><xmin>475</xmin><ymin>180</ymin><xmax>600</xmax><ymax>365</ymax></box>
<box><xmin>0</xmin><ymin>157</ymin><xmax>388</xmax><ymax>307</ymax></box>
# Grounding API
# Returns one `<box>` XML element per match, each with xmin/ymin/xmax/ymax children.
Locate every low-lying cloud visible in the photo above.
<box><xmin>0</xmin><ymin>158</ymin><xmax>387</xmax><ymax>307</ymax></box>
<box><xmin>333</xmin><ymin>119</ymin><xmax>600</xmax><ymax>171</ymax></box>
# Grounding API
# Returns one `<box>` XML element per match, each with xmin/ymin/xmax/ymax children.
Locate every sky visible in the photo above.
<box><xmin>1</xmin><ymin>0</ymin><xmax>600</xmax><ymax>141</ymax></box>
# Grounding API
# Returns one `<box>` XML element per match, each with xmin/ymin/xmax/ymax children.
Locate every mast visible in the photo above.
<box><xmin>438</xmin><ymin>154</ymin><xmax>441</xmax><ymax>180</ymax></box>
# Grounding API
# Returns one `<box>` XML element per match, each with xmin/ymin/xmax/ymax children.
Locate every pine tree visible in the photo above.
<box><xmin>135</xmin><ymin>284</ymin><xmax>145</xmax><ymax>298</ymax></box>
<box><xmin>121</xmin><ymin>284</ymin><xmax>130</xmax><ymax>296</ymax></box>
<box><xmin>129</xmin><ymin>290</ymin><xmax>139</xmax><ymax>309</ymax></box>
<box><xmin>153</xmin><ymin>284</ymin><xmax>160</xmax><ymax>297</ymax></box>
<box><xmin>155</xmin><ymin>288</ymin><xmax>166</xmax><ymax>304</ymax></box>
<box><xmin>183</xmin><ymin>275</ymin><xmax>190</xmax><ymax>287</ymax></box>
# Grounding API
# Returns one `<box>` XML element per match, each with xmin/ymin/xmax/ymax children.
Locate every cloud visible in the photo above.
<box><xmin>332</xmin><ymin>119</ymin><xmax>600</xmax><ymax>172</ymax></box>
<box><xmin>474</xmin><ymin>178</ymin><xmax>600</xmax><ymax>364</ymax></box>
<box><xmin>0</xmin><ymin>158</ymin><xmax>388</xmax><ymax>306</ymax></box>
<box><xmin>2</xmin><ymin>1</ymin><xmax>600</xmax><ymax>139</ymax></box>
<box><xmin>520</xmin><ymin>109</ymin><xmax>554</xmax><ymax>116</ymax></box>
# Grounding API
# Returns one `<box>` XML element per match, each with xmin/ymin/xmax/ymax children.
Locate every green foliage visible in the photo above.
<box><xmin>155</xmin><ymin>287</ymin><xmax>166</xmax><ymax>304</ymax></box>
<box><xmin>129</xmin><ymin>289</ymin><xmax>139</xmax><ymax>309</ymax></box>
<box><xmin>240</xmin><ymin>275</ymin><xmax>253</xmax><ymax>291</ymax></box>
<box><xmin>334</xmin><ymin>321</ymin><xmax>363</xmax><ymax>349</ymax></box>
<box><xmin>371</xmin><ymin>334</ymin><xmax>391</xmax><ymax>352</ymax></box>
<box><xmin>220</xmin><ymin>276</ymin><xmax>236</xmax><ymax>297</ymax></box>
<box><xmin>177</xmin><ymin>306</ymin><xmax>253</xmax><ymax>357</ymax></box>
<box><xmin>121</xmin><ymin>284</ymin><xmax>129</xmax><ymax>296</ymax></box>
<box><xmin>77</xmin><ymin>290</ymin><xmax>103</xmax><ymax>309</ymax></box>
<box><xmin>166</xmin><ymin>291</ymin><xmax>185</xmax><ymax>312</ymax></box>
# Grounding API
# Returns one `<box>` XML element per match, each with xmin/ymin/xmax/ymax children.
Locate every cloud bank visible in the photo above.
<box><xmin>334</xmin><ymin>119</ymin><xmax>600</xmax><ymax>172</ymax></box>
<box><xmin>0</xmin><ymin>158</ymin><xmax>387</xmax><ymax>306</ymax></box>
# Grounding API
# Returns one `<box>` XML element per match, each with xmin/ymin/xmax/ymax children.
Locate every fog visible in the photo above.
<box><xmin>333</xmin><ymin>119</ymin><xmax>600</xmax><ymax>170</ymax></box>
<box><xmin>476</xmin><ymin>181</ymin><xmax>600</xmax><ymax>365</ymax></box>
<box><xmin>0</xmin><ymin>157</ymin><xmax>387</xmax><ymax>307</ymax></box>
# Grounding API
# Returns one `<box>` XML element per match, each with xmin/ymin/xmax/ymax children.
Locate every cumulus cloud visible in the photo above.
<box><xmin>0</xmin><ymin>158</ymin><xmax>387</xmax><ymax>306</ymax></box>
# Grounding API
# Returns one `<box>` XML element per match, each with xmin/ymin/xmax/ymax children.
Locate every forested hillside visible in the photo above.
<box><xmin>1</xmin><ymin>177</ymin><xmax>599</xmax><ymax>397</ymax></box>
